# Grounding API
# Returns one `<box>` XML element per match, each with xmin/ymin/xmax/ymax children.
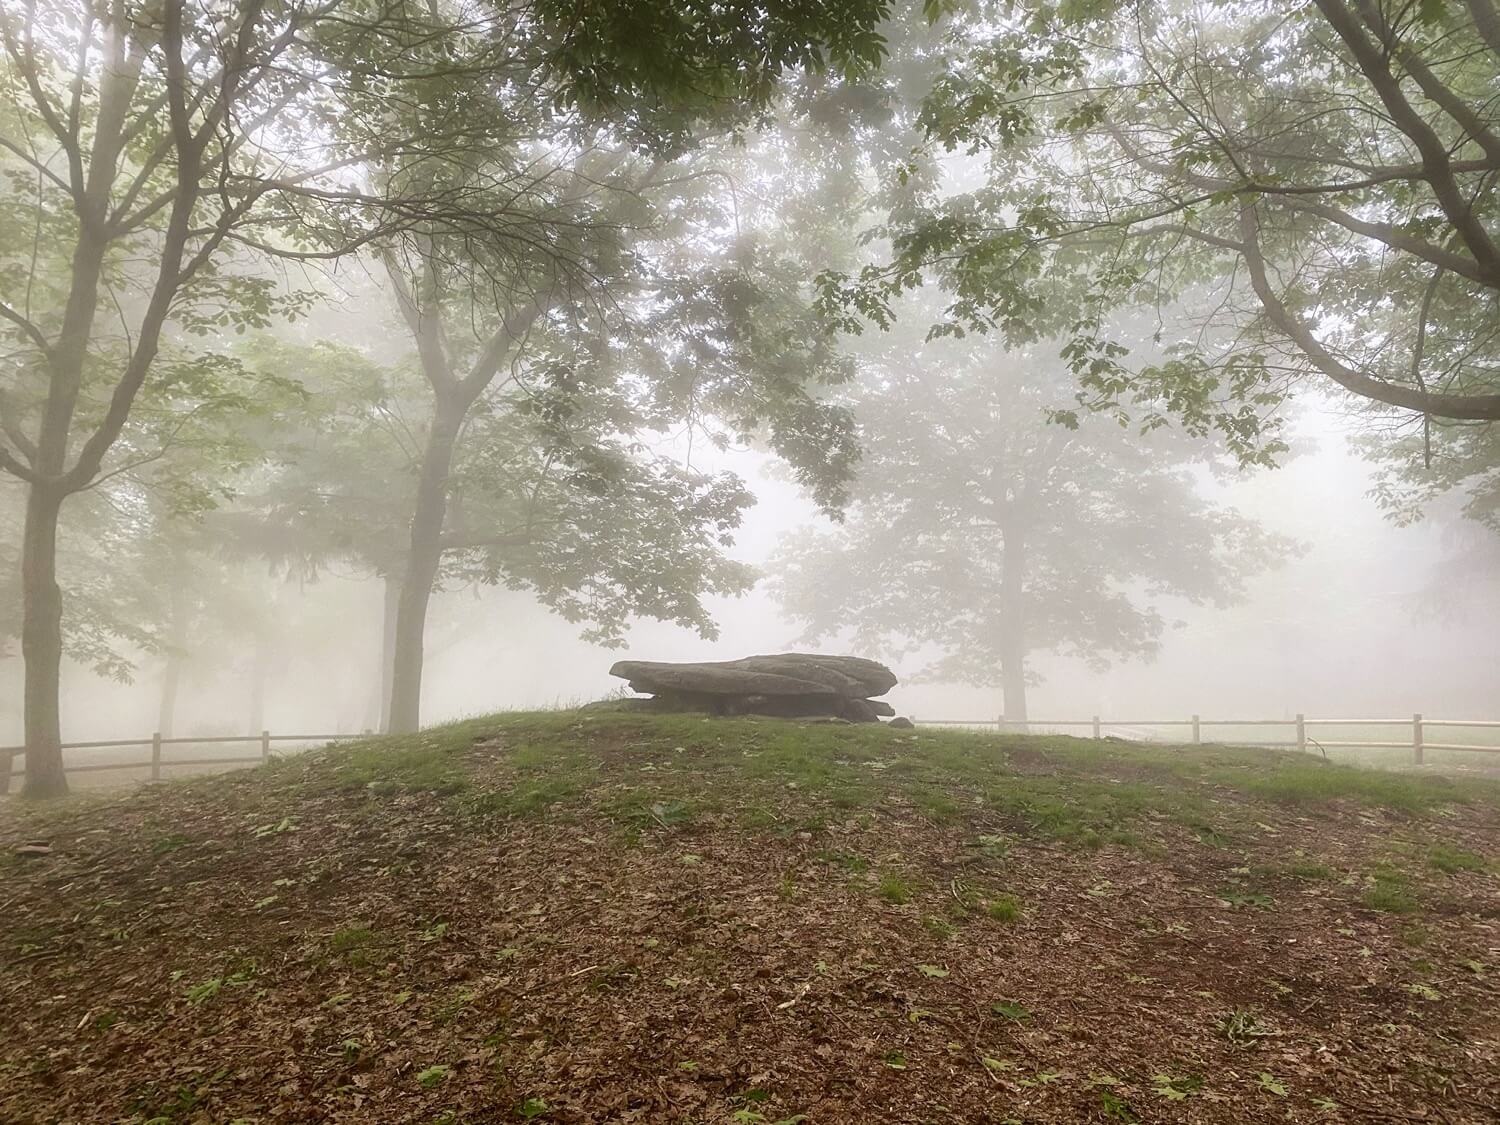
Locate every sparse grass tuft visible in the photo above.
<box><xmin>878</xmin><ymin>872</ymin><xmax>915</xmax><ymax>905</ymax></box>
<box><xmin>151</xmin><ymin>834</ymin><xmax>191</xmax><ymax>855</ymax></box>
<box><xmin>333</xmin><ymin>742</ymin><xmax>467</xmax><ymax>795</ymax></box>
<box><xmin>819</xmin><ymin>850</ymin><xmax>871</xmax><ymax>874</ymax></box>
<box><xmin>1219</xmin><ymin>762</ymin><xmax>1464</xmax><ymax>813</ymax></box>
<box><xmin>986</xmin><ymin>895</ymin><xmax>1022</xmax><ymax>923</ymax></box>
<box><xmin>464</xmin><ymin>776</ymin><xmax>586</xmax><ymax>819</ymax></box>
<box><xmin>1428</xmin><ymin>844</ymin><xmax>1486</xmax><ymax>874</ymax></box>
<box><xmin>330</xmin><ymin>923</ymin><xmax>383</xmax><ymax>966</ymax></box>
<box><xmin>1363</xmin><ymin>867</ymin><xmax>1420</xmax><ymax>915</ymax></box>
<box><xmin>1282</xmin><ymin>860</ymin><xmax>1337</xmax><ymax>881</ymax></box>
<box><xmin>922</xmin><ymin>914</ymin><xmax>957</xmax><ymax>938</ymax></box>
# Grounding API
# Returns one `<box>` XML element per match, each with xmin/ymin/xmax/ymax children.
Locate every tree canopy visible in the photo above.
<box><xmin>818</xmin><ymin>0</ymin><xmax>1500</xmax><ymax>475</ymax></box>
<box><xmin>0</xmin><ymin>0</ymin><xmax>895</xmax><ymax>792</ymax></box>
<box><xmin>773</xmin><ymin>321</ymin><xmax>1292</xmax><ymax>720</ymax></box>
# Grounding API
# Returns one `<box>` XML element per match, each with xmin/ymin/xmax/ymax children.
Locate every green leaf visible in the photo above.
<box><xmin>1258</xmin><ymin>1072</ymin><xmax>1288</xmax><ymax>1096</ymax></box>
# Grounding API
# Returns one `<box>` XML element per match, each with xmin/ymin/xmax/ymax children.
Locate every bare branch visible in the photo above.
<box><xmin>1313</xmin><ymin>0</ymin><xmax>1500</xmax><ymax>277</ymax></box>
<box><xmin>1238</xmin><ymin>202</ymin><xmax>1500</xmax><ymax>420</ymax></box>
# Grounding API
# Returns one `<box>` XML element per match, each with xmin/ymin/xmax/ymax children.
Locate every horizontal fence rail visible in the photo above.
<box><xmin>912</xmin><ymin>713</ymin><xmax>1500</xmax><ymax>766</ymax></box>
<box><xmin>4</xmin><ymin>713</ymin><xmax>1498</xmax><ymax>793</ymax></box>
<box><xmin>0</xmin><ymin>731</ymin><xmax>358</xmax><ymax>793</ymax></box>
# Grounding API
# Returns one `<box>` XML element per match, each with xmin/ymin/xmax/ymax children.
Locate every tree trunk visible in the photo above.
<box><xmin>998</xmin><ymin>518</ymin><xmax>1029</xmax><ymax>728</ymax></box>
<box><xmin>377</xmin><ymin>573</ymin><xmax>400</xmax><ymax>733</ymax></box>
<box><xmin>158</xmin><ymin>579</ymin><xmax>189</xmax><ymax>739</ymax></box>
<box><xmin>248</xmin><ymin>629</ymin><xmax>270</xmax><ymax>735</ymax></box>
<box><xmin>20</xmin><ymin>484</ymin><xmax>68</xmax><ymax>797</ymax></box>
<box><xmin>157</xmin><ymin>656</ymin><xmax>181</xmax><ymax>740</ymax></box>
<box><xmin>386</xmin><ymin>398</ymin><xmax>466</xmax><ymax>735</ymax></box>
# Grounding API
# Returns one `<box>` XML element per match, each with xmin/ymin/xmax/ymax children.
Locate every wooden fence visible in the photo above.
<box><xmin>0</xmin><ymin>732</ymin><xmax>355</xmax><ymax>794</ymax></box>
<box><xmin>914</xmin><ymin>714</ymin><xmax>1500</xmax><ymax>765</ymax></box>
<box><xmin>5</xmin><ymin>714</ymin><xmax>1500</xmax><ymax>792</ymax></box>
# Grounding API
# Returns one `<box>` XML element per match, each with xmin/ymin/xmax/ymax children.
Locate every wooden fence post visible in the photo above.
<box><xmin>1413</xmin><ymin>713</ymin><xmax>1424</xmax><ymax>765</ymax></box>
<box><xmin>150</xmin><ymin>732</ymin><xmax>162</xmax><ymax>782</ymax></box>
<box><xmin>1092</xmin><ymin>715</ymin><xmax>1102</xmax><ymax>740</ymax></box>
<box><xmin>1295</xmin><ymin>714</ymin><xmax>1306</xmax><ymax>754</ymax></box>
<box><xmin>261</xmin><ymin>730</ymin><xmax>271</xmax><ymax>763</ymax></box>
<box><xmin>1191</xmin><ymin>714</ymin><xmax>1201</xmax><ymax>744</ymax></box>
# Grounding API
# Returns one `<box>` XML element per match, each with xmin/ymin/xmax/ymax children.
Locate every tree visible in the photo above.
<box><xmin>353</xmin><ymin>24</ymin><xmax>896</xmax><ymax>733</ymax></box>
<box><xmin>232</xmin><ymin>336</ymin><xmax>767</xmax><ymax>731</ymax></box>
<box><xmin>0</xmin><ymin>0</ymin><xmax>893</xmax><ymax>793</ymax></box>
<box><xmin>818</xmin><ymin>0</ymin><xmax>1500</xmax><ymax>470</ymax></box>
<box><xmin>771</xmin><ymin>328</ymin><xmax>1291</xmax><ymax>721</ymax></box>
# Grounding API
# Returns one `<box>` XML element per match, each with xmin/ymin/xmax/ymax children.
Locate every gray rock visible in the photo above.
<box><xmin>887</xmin><ymin>716</ymin><xmax>915</xmax><ymax>729</ymax></box>
<box><xmin>607</xmin><ymin>653</ymin><xmax>899</xmax><ymax>723</ymax></box>
<box><xmin>610</xmin><ymin>653</ymin><xmax>896</xmax><ymax>699</ymax></box>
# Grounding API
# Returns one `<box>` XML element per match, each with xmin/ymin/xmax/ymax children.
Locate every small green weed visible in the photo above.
<box><xmin>970</xmin><ymin>833</ymin><xmax>1010</xmax><ymax>859</ymax></box>
<box><xmin>1216</xmin><ymin>888</ymin><xmax>1273</xmax><ymax>910</ymax></box>
<box><xmin>990</xmin><ymin>999</ymin><xmax>1032</xmax><ymax>1022</ymax></box>
<box><xmin>878</xmin><ymin>872</ymin><xmax>914</xmax><ymax>904</ymax></box>
<box><xmin>184</xmin><ymin>966</ymin><xmax>252</xmax><ymax>1006</ymax></box>
<box><xmin>1257</xmin><ymin>1072</ymin><xmax>1288</xmax><ymax>1096</ymax></box>
<box><xmin>986</xmin><ymin>895</ymin><xmax>1022</xmax><ymax>923</ymax></box>
<box><xmin>1098</xmin><ymin>1089</ymin><xmax>1139</xmax><ymax>1121</ymax></box>
<box><xmin>1220</xmin><ymin>1008</ymin><xmax>1270</xmax><ymax>1047</ymax></box>
<box><xmin>330</xmin><ymin>923</ymin><xmax>383</xmax><ymax>966</ymax></box>
<box><xmin>1151</xmin><ymin>1073</ymin><xmax>1203</xmax><ymax>1101</ymax></box>
<box><xmin>819</xmin><ymin>850</ymin><xmax>871</xmax><ymax>874</ymax></box>
<box><xmin>922</xmin><ymin>914</ymin><xmax>957</xmax><ymax>938</ymax></box>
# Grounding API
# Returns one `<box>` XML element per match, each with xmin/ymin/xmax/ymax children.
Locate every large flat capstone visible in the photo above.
<box><xmin>606</xmin><ymin>653</ymin><xmax>899</xmax><ymax>722</ymax></box>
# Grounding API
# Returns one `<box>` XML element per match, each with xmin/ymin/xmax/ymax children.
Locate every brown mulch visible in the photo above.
<box><xmin>2</xmin><ymin>730</ymin><xmax>1499</xmax><ymax>1124</ymax></box>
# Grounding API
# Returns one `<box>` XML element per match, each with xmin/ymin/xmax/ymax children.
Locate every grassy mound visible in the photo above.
<box><xmin>3</xmin><ymin>713</ymin><xmax>1499</xmax><ymax>1123</ymax></box>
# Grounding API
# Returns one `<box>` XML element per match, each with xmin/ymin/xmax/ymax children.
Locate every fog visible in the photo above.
<box><xmin>7</xmin><ymin>6</ymin><xmax>1500</xmax><ymax>1123</ymax></box>
<box><xmin>2</xmin><ymin>0</ymin><xmax>1498</xmax><ymax>776</ymax></box>
<box><xmin>4</xmin><ymin>394</ymin><xmax>1494</xmax><ymax>750</ymax></box>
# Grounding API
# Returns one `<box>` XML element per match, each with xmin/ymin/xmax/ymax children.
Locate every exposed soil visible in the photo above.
<box><xmin>2</xmin><ymin>715</ymin><xmax>1498</xmax><ymax>1124</ymax></box>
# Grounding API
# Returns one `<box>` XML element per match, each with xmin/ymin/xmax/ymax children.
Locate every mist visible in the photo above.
<box><xmin>4</xmin><ymin>390</ymin><xmax>1494</xmax><ymax>750</ymax></box>
<box><xmin>5</xmin><ymin>4</ymin><xmax>1500</xmax><ymax>1123</ymax></box>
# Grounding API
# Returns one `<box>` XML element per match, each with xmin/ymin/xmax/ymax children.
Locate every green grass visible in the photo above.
<box><xmin>1428</xmin><ymin>844</ymin><xmax>1487</xmax><ymax>874</ymax></box>
<box><xmin>819</xmin><ymin>850</ymin><xmax>872</xmax><ymax>874</ymax></box>
<box><xmin>982</xmin><ymin>777</ymin><xmax>1181</xmax><ymax>848</ymax></box>
<box><xmin>986</xmin><ymin>894</ymin><xmax>1022</xmax><ymax>923</ymax></box>
<box><xmin>878</xmin><ymin>872</ymin><xmax>915</xmax><ymax>904</ymax></box>
<box><xmin>1252</xmin><ymin>859</ymin><xmax>1337</xmax><ymax>882</ymax></box>
<box><xmin>332</xmin><ymin>739</ymin><xmax>471</xmax><ymax>795</ymax></box>
<box><xmin>330</xmin><ymin>923</ymin><xmax>384</xmax><ymax>966</ymax></box>
<box><xmin>1363</xmin><ymin>867</ymin><xmax>1421</xmax><ymax>915</ymax></box>
<box><xmin>1215</xmin><ymin>761</ymin><xmax>1469</xmax><ymax>813</ymax></box>
<box><xmin>228</xmin><ymin>713</ymin><xmax>1498</xmax><ymax>859</ymax></box>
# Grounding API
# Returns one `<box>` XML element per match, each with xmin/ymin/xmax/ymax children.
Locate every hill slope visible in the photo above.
<box><xmin>3</xmin><ymin>714</ymin><xmax>1499</xmax><ymax>1123</ymax></box>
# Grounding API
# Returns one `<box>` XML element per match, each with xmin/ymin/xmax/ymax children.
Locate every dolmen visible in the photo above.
<box><xmin>607</xmin><ymin>653</ymin><xmax>899</xmax><ymax>723</ymax></box>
